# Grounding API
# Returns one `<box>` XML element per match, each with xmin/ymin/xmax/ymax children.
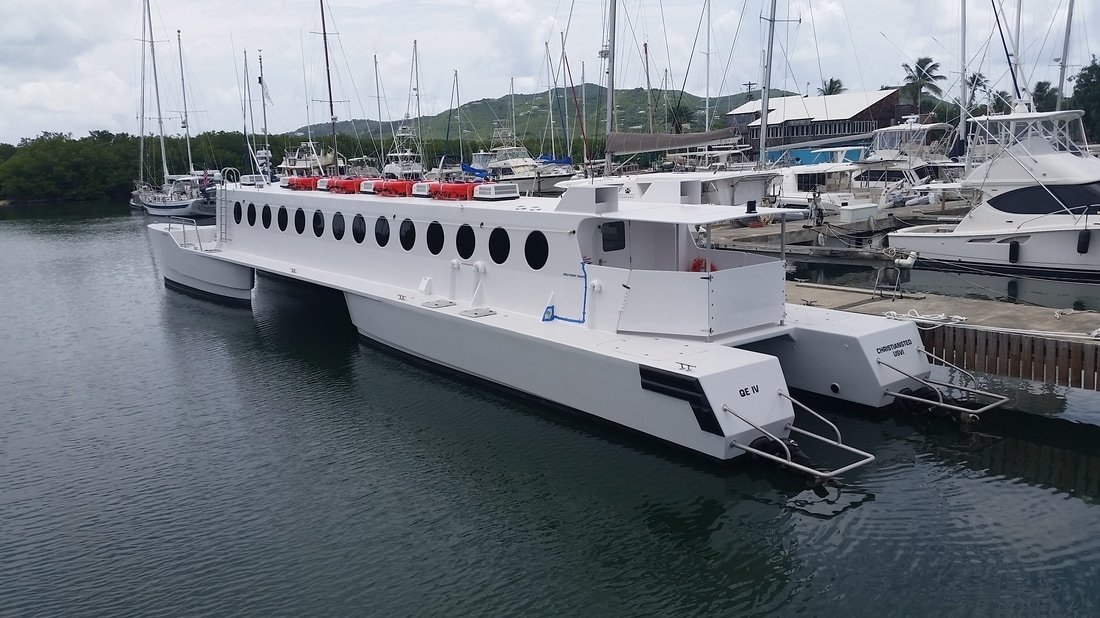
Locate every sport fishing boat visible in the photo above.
<box><xmin>887</xmin><ymin>109</ymin><xmax>1100</xmax><ymax>280</ymax></box>
<box><xmin>147</xmin><ymin>168</ymin><xmax>1005</xmax><ymax>477</ymax></box>
<box><xmin>470</xmin><ymin>125</ymin><xmax>575</xmax><ymax>195</ymax></box>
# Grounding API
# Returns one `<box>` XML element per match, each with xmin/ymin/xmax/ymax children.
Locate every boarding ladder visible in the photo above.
<box><xmin>877</xmin><ymin>349</ymin><xmax>1009</xmax><ymax>421</ymax></box>
<box><xmin>723</xmin><ymin>392</ymin><xmax>876</xmax><ymax>479</ymax></box>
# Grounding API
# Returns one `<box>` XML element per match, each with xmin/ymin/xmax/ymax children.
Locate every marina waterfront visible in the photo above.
<box><xmin>2</xmin><ymin>202</ymin><xmax>1100</xmax><ymax>614</ymax></box>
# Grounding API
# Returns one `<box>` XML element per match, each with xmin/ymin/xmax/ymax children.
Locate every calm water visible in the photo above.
<box><xmin>2</xmin><ymin>202</ymin><xmax>1100</xmax><ymax>615</ymax></box>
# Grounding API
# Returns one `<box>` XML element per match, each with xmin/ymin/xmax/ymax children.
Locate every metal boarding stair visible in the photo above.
<box><xmin>722</xmin><ymin>392</ymin><xmax>876</xmax><ymax>479</ymax></box>
<box><xmin>217</xmin><ymin>167</ymin><xmax>241</xmax><ymax>246</ymax></box>
<box><xmin>877</xmin><ymin>348</ymin><xmax>1010</xmax><ymax>419</ymax></box>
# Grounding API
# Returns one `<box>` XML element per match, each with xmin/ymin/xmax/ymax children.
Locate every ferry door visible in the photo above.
<box><xmin>592</xmin><ymin>220</ymin><xmax>631</xmax><ymax>268</ymax></box>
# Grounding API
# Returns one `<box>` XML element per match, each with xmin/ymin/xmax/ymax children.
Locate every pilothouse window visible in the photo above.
<box><xmin>601</xmin><ymin>221</ymin><xmax>626</xmax><ymax>251</ymax></box>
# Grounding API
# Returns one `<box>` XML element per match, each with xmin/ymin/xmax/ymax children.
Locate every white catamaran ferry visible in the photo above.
<box><xmin>148</xmin><ymin>173</ymin><xmax>1003</xmax><ymax>477</ymax></box>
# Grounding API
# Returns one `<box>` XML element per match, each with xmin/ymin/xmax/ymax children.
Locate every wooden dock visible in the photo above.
<box><xmin>787</xmin><ymin>281</ymin><xmax>1100</xmax><ymax>391</ymax></box>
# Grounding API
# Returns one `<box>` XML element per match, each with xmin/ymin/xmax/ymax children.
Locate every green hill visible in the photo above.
<box><xmin>291</xmin><ymin>84</ymin><xmax>795</xmax><ymax>156</ymax></box>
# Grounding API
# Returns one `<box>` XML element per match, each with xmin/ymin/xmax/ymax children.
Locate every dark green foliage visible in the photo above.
<box><xmin>1069</xmin><ymin>56</ymin><xmax>1100</xmax><ymax>140</ymax></box>
<box><xmin>0</xmin><ymin>130</ymin><xmax>258</xmax><ymax>202</ymax></box>
<box><xmin>1031</xmin><ymin>81</ymin><xmax>1059</xmax><ymax>112</ymax></box>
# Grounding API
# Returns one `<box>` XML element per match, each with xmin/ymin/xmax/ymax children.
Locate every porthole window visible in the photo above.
<box><xmin>294</xmin><ymin>208</ymin><xmax>306</xmax><ymax>234</ymax></box>
<box><xmin>233</xmin><ymin>201</ymin><xmax>242</xmax><ymax>224</ymax></box>
<box><xmin>261</xmin><ymin>204</ymin><xmax>272</xmax><ymax>229</ymax></box>
<box><xmin>332</xmin><ymin>212</ymin><xmax>345</xmax><ymax>240</ymax></box>
<box><xmin>352</xmin><ymin>214</ymin><xmax>366</xmax><ymax>243</ymax></box>
<box><xmin>247</xmin><ymin>203</ymin><xmax>256</xmax><ymax>226</ymax></box>
<box><xmin>489</xmin><ymin>227</ymin><xmax>510</xmax><ymax>264</ymax></box>
<box><xmin>399</xmin><ymin>218</ymin><xmax>416</xmax><ymax>251</ymax></box>
<box><xmin>277</xmin><ymin>206</ymin><xmax>288</xmax><ymax>231</ymax></box>
<box><xmin>456</xmin><ymin>224</ymin><xmax>475</xmax><ymax>259</ymax></box>
<box><xmin>375</xmin><ymin>216</ymin><xmax>390</xmax><ymax>247</ymax></box>
<box><xmin>312</xmin><ymin>210</ymin><xmax>325</xmax><ymax>237</ymax></box>
<box><xmin>524</xmin><ymin>230</ymin><xmax>549</xmax><ymax>270</ymax></box>
<box><xmin>426</xmin><ymin>221</ymin><xmax>444</xmax><ymax>255</ymax></box>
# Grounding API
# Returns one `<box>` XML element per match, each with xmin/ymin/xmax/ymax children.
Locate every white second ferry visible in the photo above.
<box><xmin>148</xmin><ymin>172</ymin><xmax>1004</xmax><ymax>477</ymax></box>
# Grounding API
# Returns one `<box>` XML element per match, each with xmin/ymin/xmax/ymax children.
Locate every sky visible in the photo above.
<box><xmin>0</xmin><ymin>0</ymin><xmax>1092</xmax><ymax>145</ymax></box>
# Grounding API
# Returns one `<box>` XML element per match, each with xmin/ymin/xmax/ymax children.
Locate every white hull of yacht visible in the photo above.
<box><xmin>889</xmin><ymin>224</ymin><xmax>1100</xmax><ymax>280</ymax></box>
<box><xmin>500</xmin><ymin>171</ymin><xmax>575</xmax><ymax>195</ymax></box>
<box><xmin>140</xmin><ymin>195</ymin><xmax>216</xmax><ymax>218</ymax></box>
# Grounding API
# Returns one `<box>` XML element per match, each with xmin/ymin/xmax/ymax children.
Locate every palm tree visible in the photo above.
<box><xmin>902</xmin><ymin>56</ymin><xmax>947</xmax><ymax>115</ymax></box>
<box><xmin>668</xmin><ymin>103</ymin><xmax>697</xmax><ymax>134</ymax></box>
<box><xmin>1031</xmin><ymin>81</ymin><xmax>1059</xmax><ymax>112</ymax></box>
<box><xmin>966</xmin><ymin>72</ymin><xmax>988</xmax><ymax>108</ymax></box>
<box><xmin>991</xmin><ymin>90</ymin><xmax>1013</xmax><ymax>114</ymax></box>
<box><xmin>817</xmin><ymin>77</ymin><xmax>846</xmax><ymax>96</ymax></box>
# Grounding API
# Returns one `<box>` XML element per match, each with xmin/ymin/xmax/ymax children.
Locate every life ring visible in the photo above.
<box><xmin>690</xmin><ymin>258</ymin><xmax>716</xmax><ymax>272</ymax></box>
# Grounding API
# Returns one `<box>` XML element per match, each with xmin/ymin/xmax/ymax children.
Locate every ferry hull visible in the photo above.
<box><xmin>344</xmin><ymin>291</ymin><xmax>796</xmax><ymax>461</ymax></box>
<box><xmin>148</xmin><ymin>223</ymin><xmax>255</xmax><ymax>304</ymax></box>
<box><xmin>743</xmin><ymin>305</ymin><xmax>932</xmax><ymax>408</ymax></box>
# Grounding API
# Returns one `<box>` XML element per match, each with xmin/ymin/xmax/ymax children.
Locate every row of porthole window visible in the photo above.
<box><xmin>233</xmin><ymin>202</ymin><xmax>550</xmax><ymax>270</ymax></box>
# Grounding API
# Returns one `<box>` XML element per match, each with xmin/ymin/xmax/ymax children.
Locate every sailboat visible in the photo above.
<box><xmin>132</xmin><ymin>2</ymin><xmax>214</xmax><ymax>217</ymax></box>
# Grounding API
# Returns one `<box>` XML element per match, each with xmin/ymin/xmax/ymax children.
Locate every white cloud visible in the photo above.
<box><xmin>0</xmin><ymin>0</ymin><xmax>1087</xmax><ymax>144</ymax></box>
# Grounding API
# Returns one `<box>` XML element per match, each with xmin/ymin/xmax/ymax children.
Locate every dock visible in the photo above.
<box><xmin>788</xmin><ymin>281</ymin><xmax>1100</xmax><ymax>390</ymax></box>
<box><xmin>708</xmin><ymin>201</ymin><xmax>971</xmax><ymax>265</ymax></box>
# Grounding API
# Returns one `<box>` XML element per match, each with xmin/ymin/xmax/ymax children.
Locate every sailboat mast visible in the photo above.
<box><xmin>413</xmin><ymin>40</ymin><xmax>423</xmax><ymax>165</ymax></box>
<box><xmin>1056</xmin><ymin>0</ymin><xmax>1074</xmax><ymax>111</ymax></box>
<box><xmin>546</xmin><ymin>42</ymin><xmax>556</xmax><ymax>159</ymax></box>
<box><xmin>581</xmin><ymin>63</ymin><xmax>586</xmax><ymax>151</ymax></box>
<box><xmin>960</xmin><ymin>0</ymin><xmax>968</xmax><ymax>174</ymax></box>
<box><xmin>145</xmin><ymin>0</ymin><xmax>169</xmax><ymax>184</ymax></box>
<box><xmin>137</xmin><ymin>0</ymin><xmax>147</xmax><ymax>186</ymax></box>
<box><xmin>704</xmin><ymin>0</ymin><xmax>711</xmax><ymax>132</ymax></box>
<box><xmin>757</xmin><ymin>0</ymin><xmax>778</xmax><ymax>169</ymax></box>
<box><xmin>455</xmin><ymin>71</ymin><xmax>463</xmax><ymax>163</ymax></box>
<box><xmin>259</xmin><ymin>49</ymin><xmax>270</xmax><ymax>155</ymax></box>
<box><xmin>176</xmin><ymin>30</ymin><xmax>194</xmax><ymax>174</ymax></box>
<box><xmin>604</xmin><ymin>0</ymin><xmax>616</xmax><ymax>176</ymax></box>
<box><xmin>510</xmin><ymin>78</ymin><xmax>517</xmax><ymax>140</ymax></box>
<box><xmin>643</xmin><ymin>42</ymin><xmax>653</xmax><ymax>133</ymax></box>
<box><xmin>319</xmin><ymin>0</ymin><xmax>339</xmax><ymax>174</ymax></box>
<box><xmin>373</xmin><ymin>54</ymin><xmax>383</xmax><ymax>161</ymax></box>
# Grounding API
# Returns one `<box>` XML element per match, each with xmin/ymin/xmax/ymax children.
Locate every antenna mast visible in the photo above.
<box><xmin>1056</xmin><ymin>0</ymin><xmax>1075</xmax><ymax>111</ymax></box>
